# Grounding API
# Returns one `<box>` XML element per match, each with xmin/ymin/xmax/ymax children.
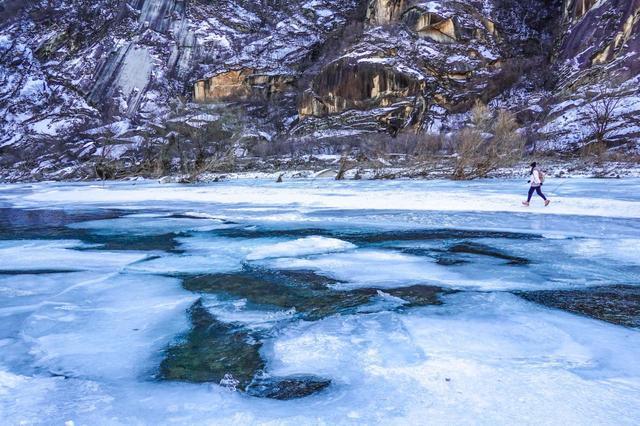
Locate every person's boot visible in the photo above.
<box><xmin>522</xmin><ymin>201</ymin><xmax>530</xmax><ymax>206</ymax></box>
<box><xmin>545</xmin><ymin>199</ymin><xmax>551</xmax><ymax>206</ymax></box>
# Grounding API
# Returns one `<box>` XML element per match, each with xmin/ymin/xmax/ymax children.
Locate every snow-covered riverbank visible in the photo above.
<box><xmin>2</xmin><ymin>157</ymin><xmax>640</xmax><ymax>183</ymax></box>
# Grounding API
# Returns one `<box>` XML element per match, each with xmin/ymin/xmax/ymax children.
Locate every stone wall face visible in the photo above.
<box><xmin>533</xmin><ymin>0</ymin><xmax>640</xmax><ymax>151</ymax></box>
<box><xmin>299</xmin><ymin>60</ymin><xmax>425</xmax><ymax>118</ymax></box>
<box><xmin>194</xmin><ymin>69</ymin><xmax>254</xmax><ymax>102</ymax></box>
<box><xmin>295</xmin><ymin>0</ymin><xmax>504</xmax><ymax>133</ymax></box>
<box><xmin>366</xmin><ymin>0</ymin><xmax>407</xmax><ymax>25</ymax></box>
<box><xmin>556</xmin><ymin>0</ymin><xmax>640</xmax><ymax>78</ymax></box>
<box><xmin>194</xmin><ymin>70</ymin><xmax>295</xmax><ymax>103</ymax></box>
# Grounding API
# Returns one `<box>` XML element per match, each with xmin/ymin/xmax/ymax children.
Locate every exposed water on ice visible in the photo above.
<box><xmin>0</xmin><ymin>179</ymin><xmax>639</xmax><ymax>424</ymax></box>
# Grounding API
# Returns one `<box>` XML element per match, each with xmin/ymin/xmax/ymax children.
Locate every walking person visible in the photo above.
<box><xmin>522</xmin><ymin>162</ymin><xmax>550</xmax><ymax>206</ymax></box>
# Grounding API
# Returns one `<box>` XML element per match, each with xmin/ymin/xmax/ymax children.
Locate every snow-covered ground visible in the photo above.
<box><xmin>5</xmin><ymin>177</ymin><xmax>640</xmax><ymax>219</ymax></box>
<box><xmin>0</xmin><ymin>179</ymin><xmax>639</xmax><ymax>424</ymax></box>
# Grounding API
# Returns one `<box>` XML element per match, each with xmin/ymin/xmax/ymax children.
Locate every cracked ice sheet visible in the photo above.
<box><xmin>263</xmin><ymin>292</ymin><xmax>640</xmax><ymax>424</ymax></box>
<box><xmin>243</xmin><ymin>221</ymin><xmax>639</xmax><ymax>294</ymax></box>
<box><xmin>8</xmin><ymin>179</ymin><xmax>640</xmax><ymax>219</ymax></box>
<box><xmin>2</xmin><ymin>293</ymin><xmax>639</xmax><ymax>425</ymax></box>
<box><xmin>383</xmin><ymin>236</ymin><xmax>640</xmax><ymax>290</ymax></box>
<box><xmin>127</xmin><ymin>235</ymin><xmax>357</xmax><ymax>275</ymax></box>
<box><xmin>0</xmin><ymin>240</ymin><xmax>149</xmax><ymax>272</ymax></box>
<box><xmin>10</xmin><ymin>272</ymin><xmax>195</xmax><ymax>381</ymax></box>
<box><xmin>68</xmin><ymin>213</ymin><xmax>234</xmax><ymax>236</ymax></box>
<box><xmin>0</xmin><ymin>272</ymin><xmax>101</xmax><ymax>315</ymax></box>
<box><xmin>259</xmin><ymin>248</ymin><xmax>563</xmax><ymax>291</ymax></box>
<box><xmin>259</xmin><ymin>249</ymin><xmax>462</xmax><ymax>290</ymax></box>
<box><xmin>245</xmin><ymin>236</ymin><xmax>356</xmax><ymax>260</ymax></box>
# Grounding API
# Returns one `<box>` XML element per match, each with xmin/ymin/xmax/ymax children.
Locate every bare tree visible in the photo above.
<box><xmin>470</xmin><ymin>100</ymin><xmax>492</xmax><ymax>133</ymax></box>
<box><xmin>586</xmin><ymin>88</ymin><xmax>621</xmax><ymax>145</ymax></box>
<box><xmin>414</xmin><ymin>133</ymin><xmax>446</xmax><ymax>158</ymax></box>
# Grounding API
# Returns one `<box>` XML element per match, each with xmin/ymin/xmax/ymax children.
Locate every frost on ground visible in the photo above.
<box><xmin>0</xmin><ymin>179</ymin><xmax>639</xmax><ymax>425</ymax></box>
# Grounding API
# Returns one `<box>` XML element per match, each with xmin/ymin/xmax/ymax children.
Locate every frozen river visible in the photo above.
<box><xmin>1</xmin><ymin>178</ymin><xmax>639</xmax><ymax>425</ymax></box>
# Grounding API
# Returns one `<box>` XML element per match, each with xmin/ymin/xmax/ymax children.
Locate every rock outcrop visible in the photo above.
<box><xmin>366</xmin><ymin>0</ymin><xmax>407</xmax><ymax>25</ymax></box>
<box><xmin>296</xmin><ymin>0</ymin><xmax>505</xmax><ymax>134</ymax></box>
<box><xmin>537</xmin><ymin>0</ymin><xmax>640</xmax><ymax>150</ymax></box>
<box><xmin>299</xmin><ymin>59</ymin><xmax>425</xmax><ymax>116</ymax></box>
<box><xmin>556</xmin><ymin>0</ymin><xmax>640</xmax><ymax>77</ymax></box>
<box><xmin>194</xmin><ymin>69</ymin><xmax>295</xmax><ymax>103</ymax></box>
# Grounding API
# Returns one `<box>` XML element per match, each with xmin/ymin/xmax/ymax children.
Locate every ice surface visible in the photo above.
<box><xmin>0</xmin><ymin>240</ymin><xmax>148</xmax><ymax>272</ymax></box>
<box><xmin>566</xmin><ymin>238</ymin><xmax>640</xmax><ymax>266</ymax></box>
<box><xmin>245</xmin><ymin>236</ymin><xmax>356</xmax><ymax>260</ymax></box>
<box><xmin>0</xmin><ymin>272</ymin><xmax>99</xmax><ymax>312</ymax></box>
<box><xmin>12</xmin><ymin>179</ymin><xmax>640</xmax><ymax>219</ymax></box>
<box><xmin>176</xmin><ymin>235</ymin><xmax>288</xmax><ymax>270</ymax></box>
<box><xmin>1</xmin><ymin>179</ymin><xmax>640</xmax><ymax>424</ymax></box>
<box><xmin>200</xmin><ymin>296</ymin><xmax>296</xmax><ymax>331</ymax></box>
<box><xmin>126</xmin><ymin>254</ymin><xmax>242</xmax><ymax>275</ymax></box>
<box><xmin>262</xmin><ymin>249</ymin><xmax>460</xmax><ymax>289</ymax></box>
<box><xmin>126</xmin><ymin>234</ymin><xmax>338</xmax><ymax>275</ymax></box>
<box><xmin>3</xmin><ymin>293</ymin><xmax>637</xmax><ymax>424</ymax></box>
<box><xmin>69</xmin><ymin>214</ymin><xmax>232</xmax><ymax>236</ymax></box>
<box><xmin>5</xmin><ymin>272</ymin><xmax>194</xmax><ymax>380</ymax></box>
<box><xmin>265</xmin><ymin>293</ymin><xmax>640</xmax><ymax>424</ymax></box>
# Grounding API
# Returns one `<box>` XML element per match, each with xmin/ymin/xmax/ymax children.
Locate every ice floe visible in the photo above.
<box><xmin>245</xmin><ymin>236</ymin><xmax>355</xmax><ymax>260</ymax></box>
<box><xmin>0</xmin><ymin>240</ymin><xmax>148</xmax><ymax>272</ymax></box>
<box><xmin>69</xmin><ymin>214</ymin><xmax>232</xmax><ymax>236</ymax></box>
<box><xmin>262</xmin><ymin>249</ymin><xmax>460</xmax><ymax>289</ymax></box>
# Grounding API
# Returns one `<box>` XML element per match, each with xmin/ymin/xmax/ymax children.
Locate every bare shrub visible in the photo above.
<box><xmin>586</xmin><ymin>89</ymin><xmax>621</xmax><ymax>145</ymax></box>
<box><xmin>470</xmin><ymin>100</ymin><xmax>492</xmax><ymax>132</ymax></box>
<box><xmin>93</xmin><ymin>123</ymin><xmax>124</xmax><ymax>180</ymax></box>
<box><xmin>125</xmin><ymin>103</ymin><xmax>243</xmax><ymax>181</ymax></box>
<box><xmin>492</xmin><ymin>109</ymin><xmax>526</xmax><ymax>161</ymax></box>
<box><xmin>247</xmin><ymin>137</ymin><xmax>307</xmax><ymax>158</ymax></box>
<box><xmin>452</xmin><ymin>127</ymin><xmax>485</xmax><ymax>179</ymax></box>
<box><xmin>414</xmin><ymin>133</ymin><xmax>445</xmax><ymax>157</ymax></box>
<box><xmin>343</xmin><ymin>131</ymin><xmax>447</xmax><ymax>160</ymax></box>
<box><xmin>453</xmin><ymin>104</ymin><xmax>525</xmax><ymax>179</ymax></box>
<box><xmin>335</xmin><ymin>156</ymin><xmax>351</xmax><ymax>180</ymax></box>
<box><xmin>579</xmin><ymin>140</ymin><xmax>608</xmax><ymax>161</ymax></box>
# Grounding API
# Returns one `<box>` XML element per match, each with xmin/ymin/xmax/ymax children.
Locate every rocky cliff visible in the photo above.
<box><xmin>0</xmin><ymin>0</ymin><xmax>638</xmax><ymax>179</ymax></box>
<box><xmin>540</xmin><ymin>0</ymin><xmax>640</xmax><ymax>150</ymax></box>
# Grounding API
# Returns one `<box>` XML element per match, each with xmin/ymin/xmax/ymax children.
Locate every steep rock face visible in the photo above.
<box><xmin>89</xmin><ymin>44</ymin><xmax>155</xmax><ymax>115</ymax></box>
<box><xmin>0</xmin><ymin>0</ymin><xmax>363</xmax><ymax>177</ymax></box>
<box><xmin>564</xmin><ymin>0</ymin><xmax>601</xmax><ymax>24</ymax></box>
<box><xmin>537</xmin><ymin>0</ymin><xmax>640</xmax><ymax>151</ymax></box>
<box><xmin>404</xmin><ymin>9</ymin><xmax>458</xmax><ymax>43</ymax></box>
<box><xmin>194</xmin><ymin>69</ymin><xmax>295</xmax><ymax>102</ymax></box>
<box><xmin>296</xmin><ymin>0</ymin><xmax>505</xmax><ymax>134</ymax></box>
<box><xmin>367</xmin><ymin>0</ymin><xmax>407</xmax><ymax>24</ymax></box>
<box><xmin>557</xmin><ymin>0</ymin><xmax>640</xmax><ymax>77</ymax></box>
<box><xmin>299</xmin><ymin>59</ymin><xmax>425</xmax><ymax>117</ymax></box>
